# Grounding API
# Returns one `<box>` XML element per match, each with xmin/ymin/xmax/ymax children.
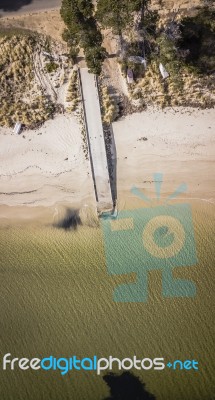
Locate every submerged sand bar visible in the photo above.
<box><xmin>79</xmin><ymin>68</ymin><xmax>113</xmax><ymax>211</ymax></box>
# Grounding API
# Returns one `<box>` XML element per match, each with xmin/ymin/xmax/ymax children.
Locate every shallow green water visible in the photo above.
<box><xmin>0</xmin><ymin>202</ymin><xmax>214</xmax><ymax>400</ymax></box>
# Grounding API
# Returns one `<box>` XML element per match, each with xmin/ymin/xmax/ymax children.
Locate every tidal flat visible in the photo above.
<box><xmin>0</xmin><ymin>201</ymin><xmax>214</xmax><ymax>400</ymax></box>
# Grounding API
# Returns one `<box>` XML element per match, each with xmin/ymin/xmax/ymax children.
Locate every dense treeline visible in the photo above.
<box><xmin>61</xmin><ymin>0</ymin><xmax>149</xmax><ymax>74</ymax></box>
<box><xmin>60</xmin><ymin>0</ymin><xmax>106</xmax><ymax>74</ymax></box>
<box><xmin>61</xmin><ymin>1</ymin><xmax>214</xmax><ymax>77</ymax></box>
<box><xmin>96</xmin><ymin>0</ymin><xmax>146</xmax><ymax>34</ymax></box>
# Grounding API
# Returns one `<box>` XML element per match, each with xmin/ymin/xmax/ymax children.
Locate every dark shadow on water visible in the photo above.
<box><xmin>0</xmin><ymin>0</ymin><xmax>32</xmax><ymax>12</ymax></box>
<box><xmin>53</xmin><ymin>208</ymin><xmax>82</xmax><ymax>231</ymax></box>
<box><xmin>103</xmin><ymin>372</ymin><xmax>156</xmax><ymax>400</ymax></box>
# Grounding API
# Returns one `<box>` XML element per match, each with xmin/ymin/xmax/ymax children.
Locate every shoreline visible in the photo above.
<box><xmin>0</xmin><ymin>188</ymin><xmax>214</xmax><ymax>228</ymax></box>
<box><xmin>0</xmin><ymin>107</ymin><xmax>214</xmax><ymax>222</ymax></box>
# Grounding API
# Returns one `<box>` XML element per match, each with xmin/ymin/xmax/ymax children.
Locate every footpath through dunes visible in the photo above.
<box><xmin>78</xmin><ymin>68</ymin><xmax>113</xmax><ymax>212</ymax></box>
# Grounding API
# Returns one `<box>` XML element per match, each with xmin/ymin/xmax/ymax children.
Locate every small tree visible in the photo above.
<box><xmin>96</xmin><ymin>0</ymin><xmax>144</xmax><ymax>46</ymax></box>
<box><xmin>85</xmin><ymin>46</ymin><xmax>107</xmax><ymax>74</ymax></box>
<box><xmin>61</xmin><ymin>0</ymin><xmax>105</xmax><ymax>74</ymax></box>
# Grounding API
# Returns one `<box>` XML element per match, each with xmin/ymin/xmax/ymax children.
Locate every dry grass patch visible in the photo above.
<box><xmin>0</xmin><ymin>33</ymin><xmax>55</xmax><ymax>129</ymax></box>
<box><xmin>101</xmin><ymin>86</ymin><xmax>119</xmax><ymax>124</ymax></box>
<box><xmin>133</xmin><ymin>63</ymin><xmax>215</xmax><ymax>109</ymax></box>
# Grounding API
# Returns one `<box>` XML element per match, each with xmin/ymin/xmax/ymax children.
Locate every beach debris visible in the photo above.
<box><xmin>127</xmin><ymin>68</ymin><xmax>134</xmax><ymax>84</ymax></box>
<box><xmin>13</xmin><ymin>122</ymin><xmax>22</xmax><ymax>135</ymax></box>
<box><xmin>159</xmin><ymin>63</ymin><xmax>170</xmax><ymax>79</ymax></box>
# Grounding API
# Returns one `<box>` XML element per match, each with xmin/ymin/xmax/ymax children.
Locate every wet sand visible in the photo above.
<box><xmin>0</xmin><ymin>199</ymin><xmax>214</xmax><ymax>400</ymax></box>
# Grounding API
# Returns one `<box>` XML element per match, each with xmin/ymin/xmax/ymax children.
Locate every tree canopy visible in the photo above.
<box><xmin>61</xmin><ymin>0</ymin><xmax>106</xmax><ymax>74</ymax></box>
<box><xmin>60</xmin><ymin>0</ymin><xmax>152</xmax><ymax>72</ymax></box>
<box><xmin>96</xmin><ymin>0</ymin><xmax>145</xmax><ymax>35</ymax></box>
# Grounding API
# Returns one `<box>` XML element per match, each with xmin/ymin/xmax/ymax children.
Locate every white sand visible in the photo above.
<box><xmin>0</xmin><ymin>107</ymin><xmax>214</xmax><ymax>215</ymax></box>
<box><xmin>113</xmin><ymin>107</ymin><xmax>215</xmax><ymax>206</ymax></box>
<box><xmin>0</xmin><ymin>114</ymin><xmax>94</xmax><ymax>208</ymax></box>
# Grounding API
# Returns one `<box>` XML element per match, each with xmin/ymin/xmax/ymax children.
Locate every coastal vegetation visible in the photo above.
<box><xmin>0</xmin><ymin>1</ymin><xmax>213</xmax><ymax>132</ymax></box>
<box><xmin>122</xmin><ymin>6</ymin><xmax>215</xmax><ymax>109</ymax></box>
<box><xmin>45</xmin><ymin>61</ymin><xmax>59</xmax><ymax>73</ymax></box>
<box><xmin>0</xmin><ymin>25</ymin><xmax>86</xmax><ymax>130</ymax></box>
<box><xmin>178</xmin><ymin>7</ymin><xmax>215</xmax><ymax>74</ymax></box>
<box><xmin>66</xmin><ymin>69</ymin><xmax>80</xmax><ymax>112</ymax></box>
<box><xmin>64</xmin><ymin>69</ymin><xmax>89</xmax><ymax>159</ymax></box>
<box><xmin>96</xmin><ymin>0</ymin><xmax>147</xmax><ymax>37</ymax></box>
<box><xmin>0</xmin><ymin>32</ymin><xmax>56</xmax><ymax>129</ymax></box>
<box><xmin>101</xmin><ymin>86</ymin><xmax>119</xmax><ymax>124</ymax></box>
<box><xmin>60</xmin><ymin>1</ymin><xmax>214</xmax><ymax>109</ymax></box>
<box><xmin>60</xmin><ymin>0</ymin><xmax>107</xmax><ymax>74</ymax></box>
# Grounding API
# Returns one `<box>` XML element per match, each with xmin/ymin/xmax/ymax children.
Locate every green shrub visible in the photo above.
<box><xmin>45</xmin><ymin>62</ymin><xmax>59</xmax><ymax>73</ymax></box>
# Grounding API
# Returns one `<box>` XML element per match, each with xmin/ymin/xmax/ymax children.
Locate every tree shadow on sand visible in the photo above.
<box><xmin>0</xmin><ymin>0</ymin><xmax>32</xmax><ymax>12</ymax></box>
<box><xmin>103</xmin><ymin>372</ymin><xmax>156</xmax><ymax>400</ymax></box>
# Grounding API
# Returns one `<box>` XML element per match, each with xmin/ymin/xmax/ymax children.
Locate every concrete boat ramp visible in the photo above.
<box><xmin>78</xmin><ymin>68</ymin><xmax>113</xmax><ymax>212</ymax></box>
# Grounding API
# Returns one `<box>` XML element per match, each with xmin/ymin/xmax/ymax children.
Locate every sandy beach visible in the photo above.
<box><xmin>0</xmin><ymin>114</ymin><xmax>94</xmax><ymax>215</ymax></box>
<box><xmin>0</xmin><ymin>107</ymin><xmax>214</xmax><ymax>399</ymax></box>
<box><xmin>0</xmin><ymin>107</ymin><xmax>214</xmax><ymax>221</ymax></box>
<box><xmin>114</xmin><ymin>107</ymin><xmax>215</xmax><ymax>206</ymax></box>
